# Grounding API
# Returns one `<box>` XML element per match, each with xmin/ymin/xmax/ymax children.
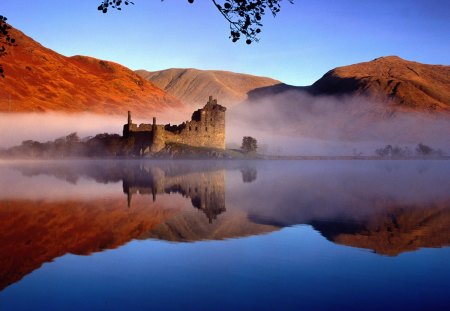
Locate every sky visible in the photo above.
<box><xmin>1</xmin><ymin>0</ymin><xmax>449</xmax><ymax>86</ymax></box>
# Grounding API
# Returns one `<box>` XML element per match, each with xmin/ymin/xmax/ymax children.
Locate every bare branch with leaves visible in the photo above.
<box><xmin>97</xmin><ymin>0</ymin><xmax>293</xmax><ymax>44</ymax></box>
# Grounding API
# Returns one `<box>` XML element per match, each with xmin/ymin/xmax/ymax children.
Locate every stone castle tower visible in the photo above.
<box><xmin>123</xmin><ymin>96</ymin><xmax>226</xmax><ymax>154</ymax></box>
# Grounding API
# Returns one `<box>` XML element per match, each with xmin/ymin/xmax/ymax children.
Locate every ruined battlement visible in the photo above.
<box><xmin>123</xmin><ymin>96</ymin><xmax>226</xmax><ymax>154</ymax></box>
<box><xmin>128</xmin><ymin>123</ymin><xmax>153</xmax><ymax>132</ymax></box>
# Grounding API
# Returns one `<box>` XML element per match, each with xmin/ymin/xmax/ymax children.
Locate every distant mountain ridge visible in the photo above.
<box><xmin>311</xmin><ymin>56</ymin><xmax>450</xmax><ymax>111</ymax></box>
<box><xmin>230</xmin><ymin>56</ymin><xmax>450</xmax><ymax>146</ymax></box>
<box><xmin>0</xmin><ymin>25</ymin><xmax>187</xmax><ymax>117</ymax></box>
<box><xmin>136</xmin><ymin>68</ymin><xmax>280</xmax><ymax>108</ymax></box>
<box><xmin>247</xmin><ymin>56</ymin><xmax>450</xmax><ymax>112</ymax></box>
<box><xmin>1</xmin><ymin>24</ymin><xmax>448</xmax><ymax>130</ymax></box>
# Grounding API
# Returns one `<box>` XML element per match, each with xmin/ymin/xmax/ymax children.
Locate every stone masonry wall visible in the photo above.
<box><xmin>124</xmin><ymin>96</ymin><xmax>226</xmax><ymax>153</ymax></box>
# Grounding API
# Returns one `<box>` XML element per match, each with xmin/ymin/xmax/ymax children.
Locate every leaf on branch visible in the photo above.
<box><xmin>98</xmin><ymin>0</ymin><xmax>293</xmax><ymax>44</ymax></box>
<box><xmin>213</xmin><ymin>0</ymin><xmax>294</xmax><ymax>44</ymax></box>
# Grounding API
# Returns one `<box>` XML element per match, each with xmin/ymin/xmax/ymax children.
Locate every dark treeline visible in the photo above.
<box><xmin>0</xmin><ymin>133</ymin><xmax>136</xmax><ymax>158</ymax></box>
<box><xmin>1</xmin><ymin>133</ymin><xmax>448</xmax><ymax>159</ymax></box>
<box><xmin>375</xmin><ymin>143</ymin><xmax>446</xmax><ymax>158</ymax></box>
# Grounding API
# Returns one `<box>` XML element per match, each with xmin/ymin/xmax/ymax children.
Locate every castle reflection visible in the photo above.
<box><xmin>122</xmin><ymin>164</ymin><xmax>226</xmax><ymax>223</ymax></box>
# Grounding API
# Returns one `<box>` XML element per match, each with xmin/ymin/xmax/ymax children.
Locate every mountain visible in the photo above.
<box><xmin>310</xmin><ymin>56</ymin><xmax>450</xmax><ymax>111</ymax></box>
<box><xmin>247</xmin><ymin>56</ymin><xmax>450</xmax><ymax>112</ymax></box>
<box><xmin>0</xmin><ymin>25</ymin><xmax>187</xmax><ymax>116</ymax></box>
<box><xmin>230</xmin><ymin>56</ymin><xmax>450</xmax><ymax>145</ymax></box>
<box><xmin>136</xmin><ymin>68</ymin><xmax>280</xmax><ymax>108</ymax></box>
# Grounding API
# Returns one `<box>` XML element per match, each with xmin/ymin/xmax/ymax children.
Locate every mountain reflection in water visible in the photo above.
<box><xmin>0</xmin><ymin>160</ymin><xmax>449</xmax><ymax>292</ymax></box>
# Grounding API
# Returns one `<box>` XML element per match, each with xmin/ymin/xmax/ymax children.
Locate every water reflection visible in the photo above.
<box><xmin>122</xmin><ymin>164</ymin><xmax>226</xmax><ymax>222</ymax></box>
<box><xmin>0</xmin><ymin>161</ymin><xmax>271</xmax><ymax>291</ymax></box>
<box><xmin>0</xmin><ymin>160</ymin><xmax>450</xmax><ymax>292</ymax></box>
<box><xmin>240</xmin><ymin>166</ymin><xmax>257</xmax><ymax>183</ymax></box>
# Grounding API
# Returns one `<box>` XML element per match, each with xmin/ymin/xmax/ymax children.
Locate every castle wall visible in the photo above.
<box><xmin>124</xmin><ymin>96</ymin><xmax>226</xmax><ymax>154</ymax></box>
<box><xmin>129</xmin><ymin>124</ymin><xmax>153</xmax><ymax>132</ymax></box>
<box><xmin>173</xmin><ymin>103</ymin><xmax>225</xmax><ymax>149</ymax></box>
<box><xmin>151</xmin><ymin>125</ymin><xmax>166</xmax><ymax>153</ymax></box>
<box><xmin>161</xmin><ymin>99</ymin><xmax>226</xmax><ymax>150</ymax></box>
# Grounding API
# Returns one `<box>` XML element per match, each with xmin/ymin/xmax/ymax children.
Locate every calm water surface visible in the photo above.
<box><xmin>0</xmin><ymin>160</ymin><xmax>449</xmax><ymax>311</ymax></box>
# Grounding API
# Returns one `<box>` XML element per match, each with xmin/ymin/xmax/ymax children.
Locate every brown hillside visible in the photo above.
<box><xmin>0</xmin><ymin>26</ymin><xmax>187</xmax><ymax>117</ymax></box>
<box><xmin>311</xmin><ymin>56</ymin><xmax>450</xmax><ymax>111</ymax></box>
<box><xmin>247</xmin><ymin>56</ymin><xmax>450</xmax><ymax>112</ymax></box>
<box><xmin>233</xmin><ymin>56</ymin><xmax>450</xmax><ymax>143</ymax></box>
<box><xmin>136</xmin><ymin>68</ymin><xmax>279</xmax><ymax>108</ymax></box>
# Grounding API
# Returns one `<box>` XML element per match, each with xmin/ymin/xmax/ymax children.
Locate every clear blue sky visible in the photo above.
<box><xmin>2</xmin><ymin>0</ymin><xmax>449</xmax><ymax>85</ymax></box>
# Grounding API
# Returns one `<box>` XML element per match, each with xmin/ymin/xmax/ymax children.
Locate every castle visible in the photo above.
<box><xmin>123</xmin><ymin>96</ymin><xmax>226</xmax><ymax>154</ymax></box>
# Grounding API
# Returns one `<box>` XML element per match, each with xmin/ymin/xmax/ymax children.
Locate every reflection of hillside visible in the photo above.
<box><xmin>248</xmin><ymin>199</ymin><xmax>450</xmax><ymax>255</ymax></box>
<box><xmin>146</xmin><ymin>207</ymin><xmax>277</xmax><ymax>242</ymax></box>
<box><xmin>238</xmin><ymin>162</ymin><xmax>450</xmax><ymax>256</ymax></box>
<box><xmin>0</xmin><ymin>161</ymin><xmax>268</xmax><ymax>291</ymax></box>
<box><xmin>0</xmin><ymin>196</ymin><xmax>184</xmax><ymax>291</ymax></box>
<box><xmin>312</xmin><ymin>203</ymin><xmax>450</xmax><ymax>256</ymax></box>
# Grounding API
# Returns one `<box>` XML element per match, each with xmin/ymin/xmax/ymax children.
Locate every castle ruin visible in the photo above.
<box><xmin>123</xmin><ymin>96</ymin><xmax>226</xmax><ymax>154</ymax></box>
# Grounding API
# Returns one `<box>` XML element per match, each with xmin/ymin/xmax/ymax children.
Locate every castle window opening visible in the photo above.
<box><xmin>189</xmin><ymin>126</ymin><xmax>191</xmax><ymax>131</ymax></box>
<box><xmin>195</xmin><ymin>127</ymin><xmax>198</xmax><ymax>131</ymax></box>
<box><xmin>205</xmin><ymin>127</ymin><xmax>208</xmax><ymax>132</ymax></box>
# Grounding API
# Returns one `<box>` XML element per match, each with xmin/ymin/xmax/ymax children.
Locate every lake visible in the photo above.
<box><xmin>0</xmin><ymin>160</ymin><xmax>449</xmax><ymax>311</ymax></box>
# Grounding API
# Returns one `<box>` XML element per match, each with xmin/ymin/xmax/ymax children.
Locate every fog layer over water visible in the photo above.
<box><xmin>2</xmin><ymin>92</ymin><xmax>450</xmax><ymax>156</ymax></box>
<box><xmin>228</xmin><ymin>92</ymin><xmax>450</xmax><ymax>155</ymax></box>
<box><xmin>0</xmin><ymin>110</ymin><xmax>187</xmax><ymax>148</ymax></box>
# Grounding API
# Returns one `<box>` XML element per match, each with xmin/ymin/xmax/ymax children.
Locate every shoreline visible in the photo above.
<box><xmin>1</xmin><ymin>156</ymin><xmax>449</xmax><ymax>161</ymax></box>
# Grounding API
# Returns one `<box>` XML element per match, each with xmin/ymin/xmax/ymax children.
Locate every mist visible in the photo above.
<box><xmin>1</xmin><ymin>91</ymin><xmax>449</xmax><ymax>157</ymax></box>
<box><xmin>227</xmin><ymin>90</ymin><xmax>450</xmax><ymax>155</ymax></box>
<box><xmin>0</xmin><ymin>111</ymin><xmax>186</xmax><ymax>149</ymax></box>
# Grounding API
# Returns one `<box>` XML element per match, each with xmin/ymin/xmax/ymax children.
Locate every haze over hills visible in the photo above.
<box><xmin>136</xmin><ymin>68</ymin><xmax>280</xmax><ymax>108</ymax></box>
<box><xmin>246</xmin><ymin>56</ymin><xmax>450</xmax><ymax>112</ymax></box>
<box><xmin>0</xmin><ymin>25</ymin><xmax>187</xmax><ymax>117</ymax></box>
<box><xmin>229</xmin><ymin>56</ymin><xmax>450</xmax><ymax>148</ymax></box>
